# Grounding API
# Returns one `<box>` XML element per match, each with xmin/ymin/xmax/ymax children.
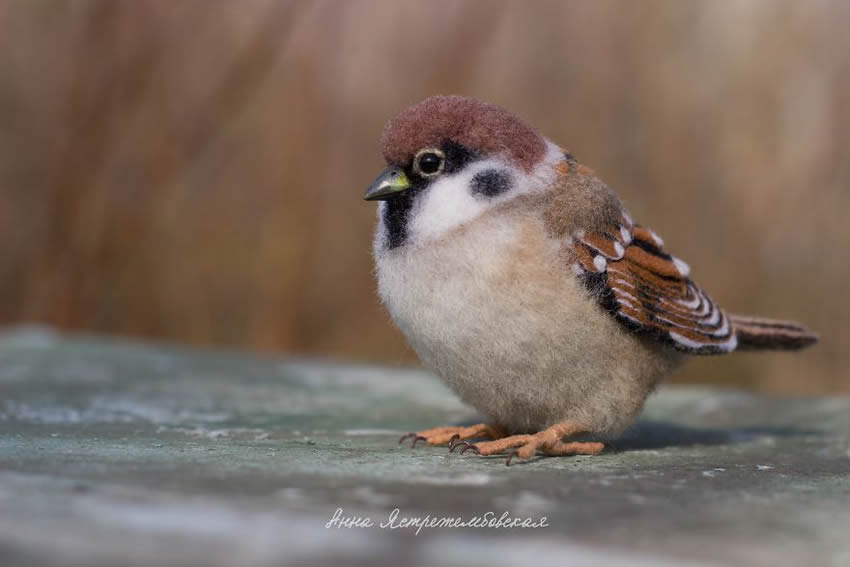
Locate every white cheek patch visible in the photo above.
<box><xmin>409</xmin><ymin>180</ymin><xmax>483</xmax><ymax>245</ymax></box>
<box><xmin>407</xmin><ymin>140</ymin><xmax>564</xmax><ymax>247</ymax></box>
<box><xmin>408</xmin><ymin>159</ymin><xmax>508</xmax><ymax>246</ymax></box>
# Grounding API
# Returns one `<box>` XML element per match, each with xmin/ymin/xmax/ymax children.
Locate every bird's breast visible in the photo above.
<box><xmin>375</xmin><ymin>210</ymin><xmax>592</xmax><ymax>377</ymax></box>
<box><xmin>373</xmin><ymin>209</ymin><xmax>678</xmax><ymax>435</ymax></box>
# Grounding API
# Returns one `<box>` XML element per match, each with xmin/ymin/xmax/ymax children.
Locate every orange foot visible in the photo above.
<box><xmin>399</xmin><ymin>423</ymin><xmax>507</xmax><ymax>449</ymax></box>
<box><xmin>451</xmin><ymin>420</ymin><xmax>604</xmax><ymax>465</ymax></box>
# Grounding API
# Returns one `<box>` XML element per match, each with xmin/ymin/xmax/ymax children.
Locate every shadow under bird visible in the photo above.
<box><xmin>364</xmin><ymin>95</ymin><xmax>817</xmax><ymax>465</ymax></box>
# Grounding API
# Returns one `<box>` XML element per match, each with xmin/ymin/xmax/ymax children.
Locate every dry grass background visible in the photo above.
<box><xmin>0</xmin><ymin>0</ymin><xmax>847</xmax><ymax>393</ymax></box>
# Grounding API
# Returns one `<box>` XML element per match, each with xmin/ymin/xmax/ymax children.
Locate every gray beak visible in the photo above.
<box><xmin>363</xmin><ymin>167</ymin><xmax>411</xmax><ymax>201</ymax></box>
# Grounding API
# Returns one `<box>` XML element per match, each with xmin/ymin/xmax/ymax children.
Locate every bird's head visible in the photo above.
<box><xmin>365</xmin><ymin>95</ymin><xmax>564</xmax><ymax>251</ymax></box>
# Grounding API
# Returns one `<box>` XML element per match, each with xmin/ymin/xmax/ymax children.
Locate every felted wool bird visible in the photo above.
<box><xmin>364</xmin><ymin>95</ymin><xmax>817</xmax><ymax>465</ymax></box>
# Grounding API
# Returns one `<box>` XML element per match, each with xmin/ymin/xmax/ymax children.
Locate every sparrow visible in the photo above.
<box><xmin>364</xmin><ymin>95</ymin><xmax>817</xmax><ymax>465</ymax></box>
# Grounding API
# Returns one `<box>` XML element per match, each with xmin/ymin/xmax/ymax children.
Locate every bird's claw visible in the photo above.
<box><xmin>398</xmin><ymin>432</ymin><xmax>427</xmax><ymax>447</ymax></box>
<box><xmin>449</xmin><ymin>440</ymin><xmax>480</xmax><ymax>455</ymax></box>
<box><xmin>461</xmin><ymin>443</ymin><xmax>480</xmax><ymax>455</ymax></box>
<box><xmin>505</xmin><ymin>450</ymin><xmax>520</xmax><ymax>466</ymax></box>
<box><xmin>447</xmin><ymin>434</ymin><xmax>461</xmax><ymax>451</ymax></box>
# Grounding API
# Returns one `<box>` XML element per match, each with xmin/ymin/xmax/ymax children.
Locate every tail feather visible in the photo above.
<box><xmin>730</xmin><ymin>314</ymin><xmax>818</xmax><ymax>351</ymax></box>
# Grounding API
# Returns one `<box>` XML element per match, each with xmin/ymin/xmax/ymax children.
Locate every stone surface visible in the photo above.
<box><xmin>0</xmin><ymin>327</ymin><xmax>848</xmax><ymax>567</ymax></box>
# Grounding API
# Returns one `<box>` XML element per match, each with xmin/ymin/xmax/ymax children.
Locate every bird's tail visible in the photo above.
<box><xmin>731</xmin><ymin>314</ymin><xmax>818</xmax><ymax>351</ymax></box>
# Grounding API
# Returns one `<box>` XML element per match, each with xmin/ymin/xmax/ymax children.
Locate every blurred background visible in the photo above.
<box><xmin>0</xmin><ymin>0</ymin><xmax>847</xmax><ymax>394</ymax></box>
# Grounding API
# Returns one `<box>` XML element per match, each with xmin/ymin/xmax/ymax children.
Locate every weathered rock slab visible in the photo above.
<box><xmin>0</xmin><ymin>328</ymin><xmax>848</xmax><ymax>566</ymax></box>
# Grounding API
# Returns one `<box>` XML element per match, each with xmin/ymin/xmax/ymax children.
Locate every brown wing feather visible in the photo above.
<box><xmin>569</xmin><ymin>212</ymin><xmax>738</xmax><ymax>354</ymax></box>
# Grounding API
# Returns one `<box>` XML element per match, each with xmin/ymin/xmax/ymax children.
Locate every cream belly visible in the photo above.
<box><xmin>376</xmin><ymin>209</ymin><xmax>682</xmax><ymax>436</ymax></box>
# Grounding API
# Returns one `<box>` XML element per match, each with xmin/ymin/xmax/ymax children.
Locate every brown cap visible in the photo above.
<box><xmin>380</xmin><ymin>96</ymin><xmax>547</xmax><ymax>172</ymax></box>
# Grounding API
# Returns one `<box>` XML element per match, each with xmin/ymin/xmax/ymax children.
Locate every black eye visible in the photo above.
<box><xmin>418</xmin><ymin>153</ymin><xmax>442</xmax><ymax>173</ymax></box>
<box><xmin>413</xmin><ymin>149</ymin><xmax>445</xmax><ymax>177</ymax></box>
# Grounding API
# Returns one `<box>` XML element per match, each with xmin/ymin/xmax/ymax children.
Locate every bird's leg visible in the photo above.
<box><xmin>533</xmin><ymin>439</ymin><xmax>605</xmax><ymax>461</ymax></box>
<box><xmin>452</xmin><ymin>420</ymin><xmax>604</xmax><ymax>465</ymax></box>
<box><xmin>399</xmin><ymin>423</ymin><xmax>507</xmax><ymax>448</ymax></box>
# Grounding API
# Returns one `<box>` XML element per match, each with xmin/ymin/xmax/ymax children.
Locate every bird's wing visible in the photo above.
<box><xmin>566</xmin><ymin>211</ymin><xmax>738</xmax><ymax>354</ymax></box>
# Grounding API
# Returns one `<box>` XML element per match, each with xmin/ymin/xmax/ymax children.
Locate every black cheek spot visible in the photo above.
<box><xmin>470</xmin><ymin>169</ymin><xmax>512</xmax><ymax>198</ymax></box>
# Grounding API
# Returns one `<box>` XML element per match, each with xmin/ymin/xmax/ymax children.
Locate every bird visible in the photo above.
<box><xmin>364</xmin><ymin>95</ymin><xmax>817</xmax><ymax>465</ymax></box>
